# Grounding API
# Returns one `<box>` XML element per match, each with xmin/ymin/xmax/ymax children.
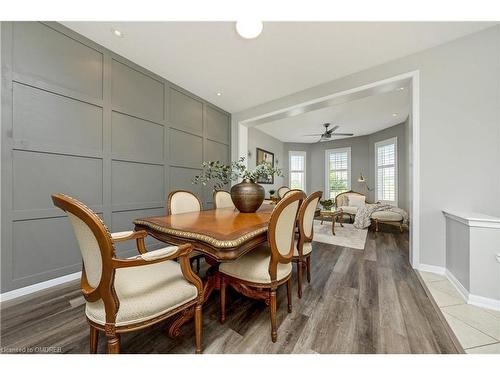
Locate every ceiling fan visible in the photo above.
<box><xmin>304</xmin><ymin>123</ymin><xmax>354</xmax><ymax>142</ymax></box>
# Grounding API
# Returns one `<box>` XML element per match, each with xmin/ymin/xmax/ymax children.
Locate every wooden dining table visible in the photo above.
<box><xmin>133</xmin><ymin>204</ymin><xmax>274</xmax><ymax>337</ymax></box>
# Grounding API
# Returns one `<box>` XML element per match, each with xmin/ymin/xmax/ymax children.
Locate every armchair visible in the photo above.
<box><xmin>334</xmin><ymin>190</ymin><xmax>367</xmax><ymax>223</ymax></box>
<box><xmin>52</xmin><ymin>193</ymin><xmax>204</xmax><ymax>354</ymax></box>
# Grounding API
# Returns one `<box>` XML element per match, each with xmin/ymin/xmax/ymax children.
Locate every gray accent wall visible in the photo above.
<box><xmin>0</xmin><ymin>22</ymin><xmax>231</xmax><ymax>293</ymax></box>
<box><xmin>233</xmin><ymin>26</ymin><xmax>500</xmax><ymax>268</ymax></box>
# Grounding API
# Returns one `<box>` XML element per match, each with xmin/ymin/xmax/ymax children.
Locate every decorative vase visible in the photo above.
<box><xmin>230</xmin><ymin>179</ymin><xmax>265</xmax><ymax>213</ymax></box>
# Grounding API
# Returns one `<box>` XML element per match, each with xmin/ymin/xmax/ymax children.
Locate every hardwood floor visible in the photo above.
<box><xmin>0</xmin><ymin>223</ymin><xmax>460</xmax><ymax>354</ymax></box>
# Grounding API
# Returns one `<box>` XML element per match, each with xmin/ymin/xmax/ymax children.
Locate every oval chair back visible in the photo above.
<box><xmin>213</xmin><ymin>190</ymin><xmax>235</xmax><ymax>209</ymax></box>
<box><xmin>267</xmin><ymin>190</ymin><xmax>306</xmax><ymax>281</ymax></box>
<box><xmin>282</xmin><ymin>189</ymin><xmax>304</xmax><ymax>199</ymax></box>
<box><xmin>167</xmin><ymin>190</ymin><xmax>202</xmax><ymax>215</ymax></box>
<box><xmin>51</xmin><ymin>193</ymin><xmax>119</xmax><ymax>321</ymax></box>
<box><xmin>297</xmin><ymin>191</ymin><xmax>323</xmax><ymax>245</ymax></box>
<box><xmin>277</xmin><ymin>186</ymin><xmax>291</xmax><ymax>199</ymax></box>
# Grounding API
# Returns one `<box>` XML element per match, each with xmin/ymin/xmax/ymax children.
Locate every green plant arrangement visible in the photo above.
<box><xmin>269</xmin><ymin>189</ymin><xmax>276</xmax><ymax>197</ymax></box>
<box><xmin>319</xmin><ymin>199</ymin><xmax>334</xmax><ymax>210</ymax></box>
<box><xmin>192</xmin><ymin>157</ymin><xmax>282</xmax><ymax>189</ymax></box>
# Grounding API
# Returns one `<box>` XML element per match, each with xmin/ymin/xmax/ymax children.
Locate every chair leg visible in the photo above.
<box><xmin>194</xmin><ymin>305</ymin><xmax>203</xmax><ymax>354</ymax></box>
<box><xmin>375</xmin><ymin>219</ymin><xmax>379</xmax><ymax>232</ymax></box>
<box><xmin>269</xmin><ymin>289</ymin><xmax>277</xmax><ymax>342</ymax></box>
<box><xmin>89</xmin><ymin>325</ymin><xmax>99</xmax><ymax>354</ymax></box>
<box><xmin>106</xmin><ymin>334</ymin><xmax>120</xmax><ymax>354</ymax></box>
<box><xmin>286</xmin><ymin>278</ymin><xmax>292</xmax><ymax>313</ymax></box>
<box><xmin>196</xmin><ymin>257</ymin><xmax>201</xmax><ymax>273</ymax></box>
<box><xmin>220</xmin><ymin>274</ymin><xmax>226</xmax><ymax>324</ymax></box>
<box><xmin>306</xmin><ymin>256</ymin><xmax>311</xmax><ymax>283</ymax></box>
<box><xmin>297</xmin><ymin>260</ymin><xmax>303</xmax><ymax>299</ymax></box>
<box><xmin>399</xmin><ymin>222</ymin><xmax>404</xmax><ymax>233</ymax></box>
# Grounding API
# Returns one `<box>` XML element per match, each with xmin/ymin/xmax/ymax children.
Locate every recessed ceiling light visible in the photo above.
<box><xmin>216</xmin><ymin>92</ymin><xmax>222</xmax><ymax>96</ymax></box>
<box><xmin>112</xmin><ymin>28</ymin><xmax>123</xmax><ymax>38</ymax></box>
<box><xmin>235</xmin><ymin>21</ymin><xmax>263</xmax><ymax>39</ymax></box>
<box><xmin>398</xmin><ymin>87</ymin><xmax>405</xmax><ymax>91</ymax></box>
<box><xmin>392</xmin><ymin>113</ymin><xmax>398</xmax><ymax>117</ymax></box>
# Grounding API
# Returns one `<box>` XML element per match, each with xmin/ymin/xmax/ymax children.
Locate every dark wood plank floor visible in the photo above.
<box><xmin>0</xmin><ymin>223</ymin><xmax>459</xmax><ymax>354</ymax></box>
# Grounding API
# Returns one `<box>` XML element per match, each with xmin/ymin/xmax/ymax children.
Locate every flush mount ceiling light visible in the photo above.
<box><xmin>216</xmin><ymin>92</ymin><xmax>222</xmax><ymax>96</ymax></box>
<box><xmin>392</xmin><ymin>113</ymin><xmax>398</xmax><ymax>117</ymax></box>
<box><xmin>112</xmin><ymin>28</ymin><xmax>124</xmax><ymax>38</ymax></box>
<box><xmin>235</xmin><ymin>21</ymin><xmax>263</xmax><ymax>39</ymax></box>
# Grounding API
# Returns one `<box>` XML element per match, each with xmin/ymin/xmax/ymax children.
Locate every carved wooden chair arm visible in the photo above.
<box><xmin>111</xmin><ymin>230</ymin><xmax>147</xmax><ymax>243</ymax></box>
<box><xmin>111</xmin><ymin>230</ymin><xmax>148</xmax><ymax>254</ymax></box>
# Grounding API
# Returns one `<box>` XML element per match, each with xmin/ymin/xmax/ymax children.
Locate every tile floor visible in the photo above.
<box><xmin>419</xmin><ymin>271</ymin><xmax>500</xmax><ymax>354</ymax></box>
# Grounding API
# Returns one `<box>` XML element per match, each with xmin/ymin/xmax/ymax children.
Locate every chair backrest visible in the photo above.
<box><xmin>277</xmin><ymin>186</ymin><xmax>291</xmax><ymax>199</ymax></box>
<box><xmin>282</xmin><ymin>189</ymin><xmax>304</xmax><ymax>199</ymax></box>
<box><xmin>51</xmin><ymin>194</ymin><xmax>112</xmax><ymax>289</ymax></box>
<box><xmin>334</xmin><ymin>190</ymin><xmax>366</xmax><ymax>208</ymax></box>
<box><xmin>267</xmin><ymin>190</ymin><xmax>306</xmax><ymax>281</ymax></box>
<box><xmin>298</xmin><ymin>191</ymin><xmax>323</xmax><ymax>243</ymax></box>
<box><xmin>213</xmin><ymin>190</ymin><xmax>235</xmax><ymax>209</ymax></box>
<box><xmin>167</xmin><ymin>190</ymin><xmax>202</xmax><ymax>215</ymax></box>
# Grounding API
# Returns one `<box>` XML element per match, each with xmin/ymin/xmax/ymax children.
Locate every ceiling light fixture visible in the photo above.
<box><xmin>216</xmin><ymin>92</ymin><xmax>222</xmax><ymax>96</ymax></box>
<box><xmin>112</xmin><ymin>28</ymin><xmax>123</xmax><ymax>38</ymax></box>
<box><xmin>235</xmin><ymin>21</ymin><xmax>263</xmax><ymax>39</ymax></box>
<box><xmin>392</xmin><ymin>113</ymin><xmax>398</xmax><ymax>117</ymax></box>
<box><xmin>398</xmin><ymin>87</ymin><xmax>405</xmax><ymax>91</ymax></box>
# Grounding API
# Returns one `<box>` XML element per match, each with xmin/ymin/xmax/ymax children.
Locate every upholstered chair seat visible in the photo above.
<box><xmin>338</xmin><ymin>206</ymin><xmax>358</xmax><ymax>215</ymax></box>
<box><xmin>293</xmin><ymin>239</ymin><xmax>312</xmax><ymax>257</ymax></box>
<box><xmin>86</xmin><ymin>257</ymin><xmax>198</xmax><ymax>326</ymax></box>
<box><xmin>371</xmin><ymin>210</ymin><xmax>403</xmax><ymax>222</ymax></box>
<box><xmin>219</xmin><ymin>245</ymin><xmax>292</xmax><ymax>284</ymax></box>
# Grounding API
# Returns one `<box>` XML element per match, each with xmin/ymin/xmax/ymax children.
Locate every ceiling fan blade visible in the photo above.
<box><xmin>333</xmin><ymin>133</ymin><xmax>354</xmax><ymax>136</ymax></box>
<box><xmin>330</xmin><ymin>125</ymin><xmax>340</xmax><ymax>132</ymax></box>
<box><xmin>303</xmin><ymin>133</ymin><xmax>324</xmax><ymax>136</ymax></box>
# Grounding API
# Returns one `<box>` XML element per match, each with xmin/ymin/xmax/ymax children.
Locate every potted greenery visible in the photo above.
<box><xmin>192</xmin><ymin>157</ymin><xmax>282</xmax><ymax>213</ymax></box>
<box><xmin>269</xmin><ymin>189</ymin><xmax>276</xmax><ymax>199</ymax></box>
<box><xmin>319</xmin><ymin>199</ymin><xmax>334</xmax><ymax>211</ymax></box>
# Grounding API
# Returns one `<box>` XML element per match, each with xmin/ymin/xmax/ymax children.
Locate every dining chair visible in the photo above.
<box><xmin>219</xmin><ymin>190</ymin><xmax>306</xmax><ymax>342</ymax></box>
<box><xmin>167</xmin><ymin>190</ymin><xmax>204</xmax><ymax>273</ymax></box>
<box><xmin>277</xmin><ymin>186</ymin><xmax>291</xmax><ymax>199</ymax></box>
<box><xmin>52</xmin><ymin>193</ymin><xmax>204</xmax><ymax>354</ymax></box>
<box><xmin>282</xmin><ymin>188</ymin><xmax>304</xmax><ymax>199</ymax></box>
<box><xmin>293</xmin><ymin>191</ymin><xmax>322</xmax><ymax>298</ymax></box>
<box><xmin>213</xmin><ymin>190</ymin><xmax>235</xmax><ymax>209</ymax></box>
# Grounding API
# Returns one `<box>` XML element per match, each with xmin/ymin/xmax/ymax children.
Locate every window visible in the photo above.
<box><xmin>325</xmin><ymin>147</ymin><xmax>351</xmax><ymax>200</ymax></box>
<box><xmin>289</xmin><ymin>151</ymin><xmax>306</xmax><ymax>191</ymax></box>
<box><xmin>375</xmin><ymin>137</ymin><xmax>398</xmax><ymax>205</ymax></box>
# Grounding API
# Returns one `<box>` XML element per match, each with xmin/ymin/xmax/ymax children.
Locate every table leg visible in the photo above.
<box><xmin>332</xmin><ymin>216</ymin><xmax>336</xmax><ymax>236</ymax></box>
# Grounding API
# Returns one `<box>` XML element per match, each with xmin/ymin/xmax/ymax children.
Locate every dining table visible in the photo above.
<box><xmin>133</xmin><ymin>204</ymin><xmax>274</xmax><ymax>337</ymax></box>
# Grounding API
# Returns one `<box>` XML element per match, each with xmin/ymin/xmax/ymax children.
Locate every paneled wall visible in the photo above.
<box><xmin>0</xmin><ymin>22</ymin><xmax>231</xmax><ymax>293</ymax></box>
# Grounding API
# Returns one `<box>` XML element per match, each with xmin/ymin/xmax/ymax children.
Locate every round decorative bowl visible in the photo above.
<box><xmin>230</xmin><ymin>179</ymin><xmax>265</xmax><ymax>213</ymax></box>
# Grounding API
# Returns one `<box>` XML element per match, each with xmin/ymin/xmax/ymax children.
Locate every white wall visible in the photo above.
<box><xmin>247</xmin><ymin>127</ymin><xmax>285</xmax><ymax>196</ymax></box>
<box><xmin>232</xmin><ymin>26</ymin><xmax>500</xmax><ymax>269</ymax></box>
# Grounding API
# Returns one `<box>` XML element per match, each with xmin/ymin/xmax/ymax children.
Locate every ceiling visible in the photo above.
<box><xmin>62</xmin><ymin>22</ymin><xmax>495</xmax><ymax>113</ymax></box>
<box><xmin>255</xmin><ymin>87</ymin><xmax>410</xmax><ymax>143</ymax></box>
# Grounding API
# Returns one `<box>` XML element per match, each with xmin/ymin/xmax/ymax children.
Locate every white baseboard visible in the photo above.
<box><xmin>445</xmin><ymin>269</ymin><xmax>470</xmax><ymax>302</ymax></box>
<box><xmin>468</xmin><ymin>293</ymin><xmax>500</xmax><ymax>312</ymax></box>
<box><xmin>0</xmin><ymin>271</ymin><xmax>81</xmax><ymax>303</ymax></box>
<box><xmin>418</xmin><ymin>264</ymin><xmax>500</xmax><ymax>312</ymax></box>
<box><xmin>418</xmin><ymin>263</ymin><xmax>446</xmax><ymax>275</ymax></box>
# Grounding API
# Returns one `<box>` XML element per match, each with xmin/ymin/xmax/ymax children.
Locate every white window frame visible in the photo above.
<box><xmin>288</xmin><ymin>151</ymin><xmax>307</xmax><ymax>191</ymax></box>
<box><xmin>325</xmin><ymin>147</ymin><xmax>351</xmax><ymax>200</ymax></box>
<box><xmin>375</xmin><ymin>137</ymin><xmax>398</xmax><ymax>206</ymax></box>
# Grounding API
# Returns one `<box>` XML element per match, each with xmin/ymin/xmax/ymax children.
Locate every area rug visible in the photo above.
<box><xmin>313</xmin><ymin>221</ymin><xmax>368</xmax><ymax>250</ymax></box>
